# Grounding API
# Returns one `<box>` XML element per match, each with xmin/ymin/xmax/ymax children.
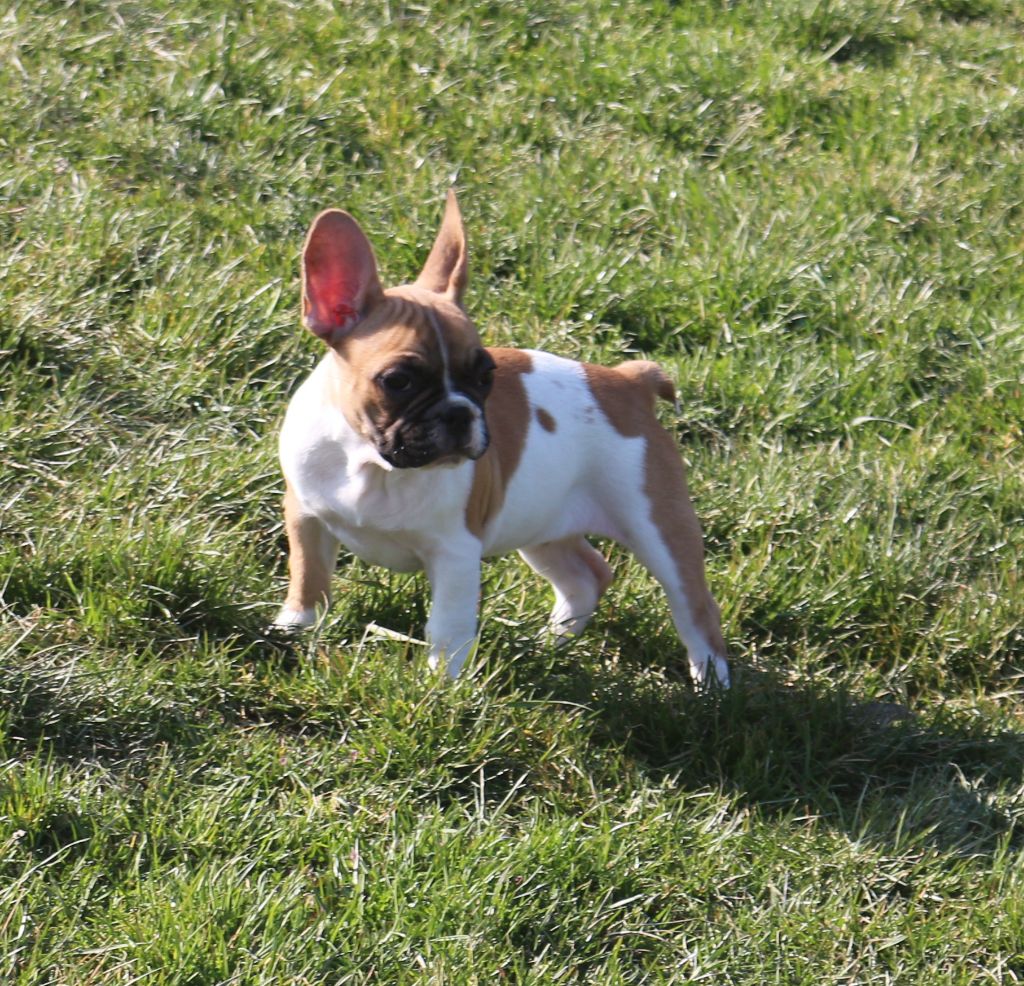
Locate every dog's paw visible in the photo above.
<box><xmin>541</xmin><ymin>611</ymin><xmax>594</xmax><ymax>648</ymax></box>
<box><xmin>271</xmin><ymin>606</ymin><xmax>319</xmax><ymax>631</ymax></box>
<box><xmin>690</xmin><ymin>653</ymin><xmax>731</xmax><ymax>690</ymax></box>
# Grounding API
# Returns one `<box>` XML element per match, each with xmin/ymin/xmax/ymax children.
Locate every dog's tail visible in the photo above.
<box><xmin>613</xmin><ymin>359</ymin><xmax>676</xmax><ymax>405</ymax></box>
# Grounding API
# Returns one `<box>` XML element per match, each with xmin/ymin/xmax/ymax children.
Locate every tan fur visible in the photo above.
<box><xmin>414</xmin><ymin>189</ymin><xmax>469</xmax><ymax>301</ymax></box>
<box><xmin>605</xmin><ymin>359</ymin><xmax>676</xmax><ymax>404</ymax></box>
<box><xmin>535</xmin><ymin>407</ymin><xmax>557</xmax><ymax>432</ymax></box>
<box><xmin>324</xmin><ymin>286</ymin><xmax>483</xmax><ymax>434</ymax></box>
<box><xmin>281</xmin><ymin>482</ymin><xmax>339</xmax><ymax>613</ymax></box>
<box><xmin>465</xmin><ymin>348</ymin><xmax>533</xmax><ymax>538</ymax></box>
<box><xmin>582</xmin><ymin>361</ymin><xmax>726</xmax><ymax>655</ymax></box>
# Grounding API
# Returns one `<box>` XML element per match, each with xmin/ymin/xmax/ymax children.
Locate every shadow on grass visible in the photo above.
<box><xmin>0</xmin><ymin>561</ymin><xmax>429</xmax><ymax>763</ymax></box>
<box><xmin>5</xmin><ymin>582</ymin><xmax>1020</xmax><ymax>864</ymax></box>
<box><xmin>0</xmin><ymin>626</ymin><xmax>298</xmax><ymax>767</ymax></box>
<box><xmin>525</xmin><ymin>647</ymin><xmax>1024</xmax><ymax>858</ymax></box>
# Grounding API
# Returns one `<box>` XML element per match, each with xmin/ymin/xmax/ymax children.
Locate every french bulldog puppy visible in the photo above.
<box><xmin>273</xmin><ymin>191</ymin><xmax>728</xmax><ymax>685</ymax></box>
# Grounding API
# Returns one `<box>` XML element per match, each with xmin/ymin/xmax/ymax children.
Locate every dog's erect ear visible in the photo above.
<box><xmin>414</xmin><ymin>189</ymin><xmax>468</xmax><ymax>304</ymax></box>
<box><xmin>302</xmin><ymin>209</ymin><xmax>384</xmax><ymax>343</ymax></box>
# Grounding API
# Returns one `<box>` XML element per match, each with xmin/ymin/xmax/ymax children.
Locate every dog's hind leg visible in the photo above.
<box><xmin>618</xmin><ymin>521</ymin><xmax>728</xmax><ymax>686</ymax></box>
<box><xmin>606</xmin><ymin>431</ymin><xmax>729</xmax><ymax>687</ymax></box>
<box><xmin>519</xmin><ymin>536</ymin><xmax>613</xmax><ymax>642</ymax></box>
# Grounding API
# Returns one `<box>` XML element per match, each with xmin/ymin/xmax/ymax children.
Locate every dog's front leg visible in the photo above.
<box><xmin>422</xmin><ymin>541</ymin><xmax>482</xmax><ymax>677</ymax></box>
<box><xmin>274</xmin><ymin>483</ymin><xmax>340</xmax><ymax>629</ymax></box>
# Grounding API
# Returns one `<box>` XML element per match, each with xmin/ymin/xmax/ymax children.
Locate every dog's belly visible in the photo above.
<box><xmin>482</xmin><ymin>488</ymin><xmax>618</xmax><ymax>556</ymax></box>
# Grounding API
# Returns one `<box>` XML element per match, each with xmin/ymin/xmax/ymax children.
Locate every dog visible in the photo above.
<box><xmin>272</xmin><ymin>191</ymin><xmax>729</xmax><ymax>686</ymax></box>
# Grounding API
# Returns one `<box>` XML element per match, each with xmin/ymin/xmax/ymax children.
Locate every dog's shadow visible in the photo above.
<box><xmin>171</xmin><ymin>583</ymin><xmax>1024</xmax><ymax>862</ymax></box>
<box><xmin>515</xmin><ymin>643</ymin><xmax>1024</xmax><ymax>859</ymax></box>
<box><xmin>11</xmin><ymin>566</ymin><xmax>1019</xmax><ymax>864</ymax></box>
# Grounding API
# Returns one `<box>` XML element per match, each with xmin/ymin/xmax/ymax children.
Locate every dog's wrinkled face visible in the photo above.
<box><xmin>336</xmin><ymin>286</ymin><xmax>495</xmax><ymax>468</ymax></box>
<box><xmin>301</xmin><ymin>191</ymin><xmax>495</xmax><ymax>469</ymax></box>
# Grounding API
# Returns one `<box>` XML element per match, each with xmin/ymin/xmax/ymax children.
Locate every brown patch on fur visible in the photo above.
<box><xmin>535</xmin><ymin>407</ymin><xmax>557</xmax><ymax>432</ymax></box>
<box><xmin>465</xmin><ymin>348</ymin><xmax>534</xmax><ymax>539</ymax></box>
<box><xmin>609</xmin><ymin>359</ymin><xmax>676</xmax><ymax>404</ymax></box>
<box><xmin>580</xmin><ymin>361</ymin><xmax>668</xmax><ymax>441</ymax></box>
<box><xmin>583</xmin><ymin>360</ymin><xmax>725</xmax><ymax>654</ymax></box>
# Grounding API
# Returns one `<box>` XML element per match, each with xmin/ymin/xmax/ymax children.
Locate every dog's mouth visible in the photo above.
<box><xmin>375</xmin><ymin>426</ymin><xmax>489</xmax><ymax>470</ymax></box>
<box><xmin>373</xmin><ymin>406</ymin><xmax>489</xmax><ymax>470</ymax></box>
<box><xmin>379</xmin><ymin>438</ymin><xmax>488</xmax><ymax>470</ymax></box>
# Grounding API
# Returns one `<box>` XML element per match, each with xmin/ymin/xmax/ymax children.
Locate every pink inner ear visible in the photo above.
<box><xmin>304</xmin><ymin>268</ymin><xmax>361</xmax><ymax>336</ymax></box>
<box><xmin>302</xmin><ymin>211</ymin><xmax>380</xmax><ymax>340</ymax></box>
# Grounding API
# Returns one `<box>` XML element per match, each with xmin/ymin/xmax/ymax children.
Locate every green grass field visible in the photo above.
<box><xmin>2</xmin><ymin>0</ymin><xmax>1024</xmax><ymax>981</ymax></box>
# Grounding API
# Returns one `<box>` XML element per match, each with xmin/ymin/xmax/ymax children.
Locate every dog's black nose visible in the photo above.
<box><xmin>441</xmin><ymin>404</ymin><xmax>473</xmax><ymax>431</ymax></box>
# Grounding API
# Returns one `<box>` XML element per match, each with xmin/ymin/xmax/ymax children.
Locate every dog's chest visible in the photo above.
<box><xmin>279</xmin><ymin>358</ymin><xmax>475</xmax><ymax>569</ymax></box>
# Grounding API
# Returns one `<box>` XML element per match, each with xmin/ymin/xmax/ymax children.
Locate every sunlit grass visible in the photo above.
<box><xmin>2</xmin><ymin>0</ymin><xmax>1023</xmax><ymax>982</ymax></box>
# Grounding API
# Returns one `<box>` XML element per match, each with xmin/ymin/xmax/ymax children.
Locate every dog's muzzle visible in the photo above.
<box><xmin>378</xmin><ymin>399</ymin><xmax>489</xmax><ymax>469</ymax></box>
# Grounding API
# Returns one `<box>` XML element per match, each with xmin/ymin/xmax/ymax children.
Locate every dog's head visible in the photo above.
<box><xmin>301</xmin><ymin>191</ymin><xmax>494</xmax><ymax>469</ymax></box>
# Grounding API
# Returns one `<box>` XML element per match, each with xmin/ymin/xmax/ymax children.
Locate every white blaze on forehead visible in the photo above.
<box><xmin>424</xmin><ymin>305</ymin><xmax>486</xmax><ymax>455</ymax></box>
<box><xmin>425</xmin><ymin>306</ymin><xmax>453</xmax><ymax>390</ymax></box>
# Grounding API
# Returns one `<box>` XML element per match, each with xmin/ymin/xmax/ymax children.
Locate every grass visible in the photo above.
<box><xmin>2</xmin><ymin>0</ymin><xmax>1023</xmax><ymax>981</ymax></box>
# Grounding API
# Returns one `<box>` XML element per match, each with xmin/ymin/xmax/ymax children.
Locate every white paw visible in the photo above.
<box><xmin>543</xmin><ymin>607</ymin><xmax>594</xmax><ymax>646</ymax></box>
<box><xmin>691</xmin><ymin>654</ymin><xmax>731</xmax><ymax>689</ymax></box>
<box><xmin>427</xmin><ymin>638</ymin><xmax>477</xmax><ymax>678</ymax></box>
<box><xmin>272</xmin><ymin>606</ymin><xmax>318</xmax><ymax>630</ymax></box>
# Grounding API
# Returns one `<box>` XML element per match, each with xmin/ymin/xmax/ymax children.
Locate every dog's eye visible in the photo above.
<box><xmin>474</xmin><ymin>355</ymin><xmax>496</xmax><ymax>391</ymax></box>
<box><xmin>380</xmin><ymin>369</ymin><xmax>414</xmax><ymax>395</ymax></box>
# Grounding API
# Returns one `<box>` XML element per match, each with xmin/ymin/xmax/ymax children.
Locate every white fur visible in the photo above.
<box><xmin>480</xmin><ymin>352</ymin><xmax>633</xmax><ymax>554</ymax></box>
